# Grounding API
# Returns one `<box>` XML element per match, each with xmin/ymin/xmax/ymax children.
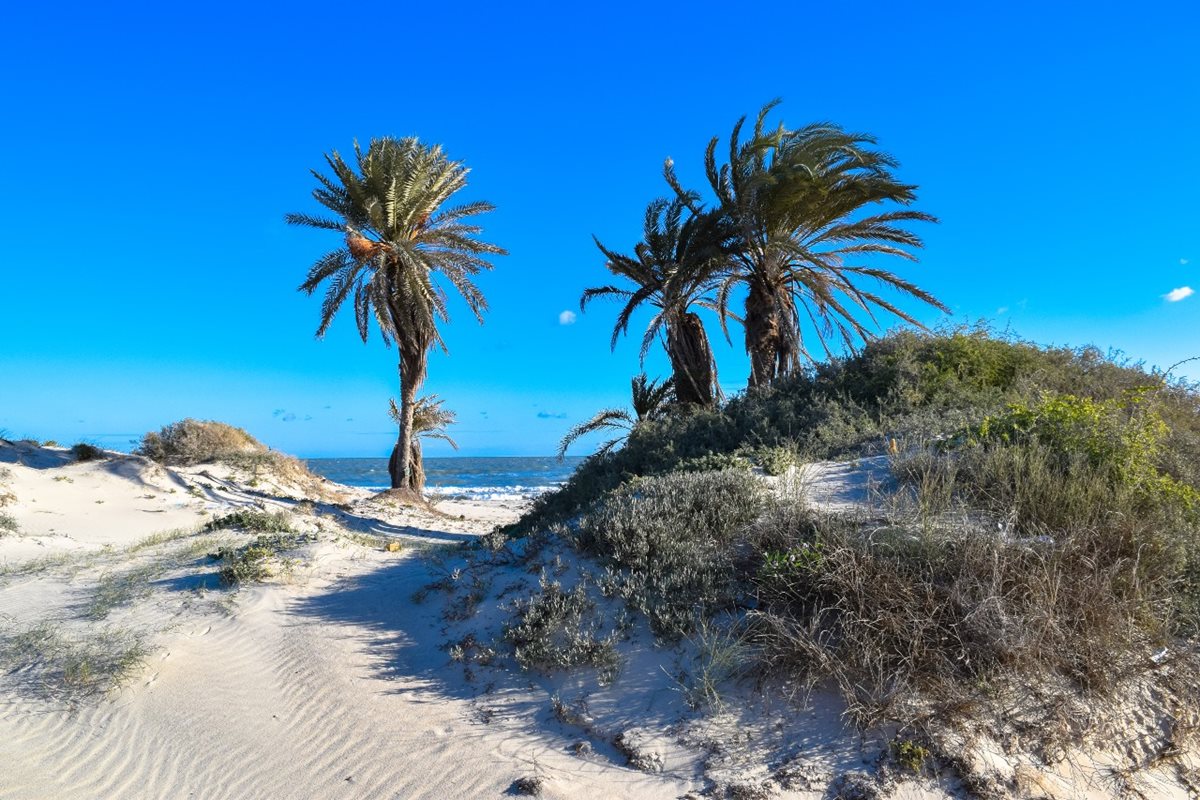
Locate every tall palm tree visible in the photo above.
<box><xmin>389</xmin><ymin>395</ymin><xmax>457</xmax><ymax>493</ymax></box>
<box><xmin>288</xmin><ymin>137</ymin><xmax>505</xmax><ymax>493</ymax></box>
<box><xmin>581</xmin><ymin>196</ymin><xmax>734</xmax><ymax>407</ymax></box>
<box><xmin>667</xmin><ymin>101</ymin><xmax>948</xmax><ymax>389</ymax></box>
<box><xmin>557</xmin><ymin>374</ymin><xmax>673</xmax><ymax>460</ymax></box>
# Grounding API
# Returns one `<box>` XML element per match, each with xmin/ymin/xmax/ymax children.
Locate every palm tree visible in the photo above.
<box><xmin>667</xmin><ymin>101</ymin><xmax>948</xmax><ymax>389</ymax></box>
<box><xmin>288</xmin><ymin>137</ymin><xmax>505</xmax><ymax>494</ymax></box>
<box><xmin>557</xmin><ymin>374</ymin><xmax>673</xmax><ymax>460</ymax></box>
<box><xmin>389</xmin><ymin>395</ymin><xmax>457</xmax><ymax>493</ymax></box>
<box><xmin>581</xmin><ymin>197</ymin><xmax>734</xmax><ymax>407</ymax></box>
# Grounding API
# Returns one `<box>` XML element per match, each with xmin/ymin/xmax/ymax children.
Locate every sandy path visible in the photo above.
<box><xmin>0</xmin><ymin>445</ymin><xmax>684</xmax><ymax>799</ymax></box>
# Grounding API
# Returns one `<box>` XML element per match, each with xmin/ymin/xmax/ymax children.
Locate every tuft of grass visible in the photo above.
<box><xmin>0</xmin><ymin>623</ymin><xmax>147</xmax><ymax>700</ymax></box>
<box><xmin>87</xmin><ymin>563</ymin><xmax>162</xmax><ymax>619</ymax></box>
<box><xmin>127</xmin><ymin>527</ymin><xmax>197</xmax><ymax>553</ymax></box>
<box><xmin>680</xmin><ymin>615</ymin><xmax>754</xmax><ymax>710</ymax></box>
<box><xmin>0</xmin><ymin>511</ymin><xmax>17</xmax><ymax>535</ymax></box>
<box><xmin>0</xmin><ymin>466</ymin><xmax>14</xmax><ymax>508</ymax></box>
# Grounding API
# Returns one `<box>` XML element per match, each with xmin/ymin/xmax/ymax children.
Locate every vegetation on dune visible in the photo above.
<box><xmin>288</xmin><ymin>137</ymin><xmax>505</xmax><ymax>495</ymax></box>
<box><xmin>505</xmin><ymin>328</ymin><xmax>1200</xmax><ymax>733</ymax></box>
<box><xmin>215</xmin><ymin>531</ymin><xmax>316</xmax><ymax>586</ymax></box>
<box><xmin>521</xmin><ymin>328</ymin><xmax>1200</xmax><ymax>529</ymax></box>
<box><xmin>136</xmin><ymin>419</ymin><xmax>264</xmax><ymax>465</ymax></box>
<box><xmin>135</xmin><ymin>419</ymin><xmax>323</xmax><ymax>491</ymax></box>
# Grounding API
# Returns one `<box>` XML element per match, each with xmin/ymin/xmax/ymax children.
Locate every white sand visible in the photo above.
<box><xmin>0</xmin><ymin>443</ymin><xmax>1195</xmax><ymax>799</ymax></box>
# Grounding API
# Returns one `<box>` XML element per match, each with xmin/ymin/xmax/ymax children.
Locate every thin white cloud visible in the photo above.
<box><xmin>1181</xmin><ymin>258</ymin><xmax>1190</xmax><ymax>265</ymax></box>
<box><xmin>996</xmin><ymin>306</ymin><xmax>1009</xmax><ymax>315</ymax></box>
<box><xmin>1164</xmin><ymin>286</ymin><xmax>1195</xmax><ymax>303</ymax></box>
<box><xmin>558</xmin><ymin>310</ymin><xmax>577</xmax><ymax>325</ymax></box>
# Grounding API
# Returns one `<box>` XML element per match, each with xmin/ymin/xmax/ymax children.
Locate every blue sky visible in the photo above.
<box><xmin>1</xmin><ymin>1</ymin><xmax>1197</xmax><ymax>457</ymax></box>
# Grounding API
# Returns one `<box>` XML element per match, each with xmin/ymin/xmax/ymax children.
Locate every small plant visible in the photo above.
<box><xmin>203</xmin><ymin>509</ymin><xmax>294</xmax><ymax>533</ymax></box>
<box><xmin>891</xmin><ymin>738</ymin><xmax>931</xmax><ymax>773</ymax></box>
<box><xmin>70</xmin><ymin>442</ymin><xmax>105</xmax><ymax>461</ymax></box>
<box><xmin>753</xmin><ymin>444</ymin><xmax>799</xmax><ymax>476</ymax></box>
<box><xmin>509</xmin><ymin>776</ymin><xmax>543</xmax><ymax>796</ymax></box>
<box><xmin>42</xmin><ymin>440</ymin><xmax>59</xmax><ymax>448</ymax></box>
<box><xmin>0</xmin><ymin>511</ymin><xmax>17</xmax><ymax>535</ymax></box>
<box><xmin>216</xmin><ymin>532</ymin><xmax>316</xmax><ymax>586</ymax></box>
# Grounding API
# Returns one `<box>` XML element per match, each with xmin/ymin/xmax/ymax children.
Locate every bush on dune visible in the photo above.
<box><xmin>136</xmin><ymin>419</ymin><xmax>264</xmax><ymax>465</ymax></box>
<box><xmin>134</xmin><ymin>419</ymin><xmax>329</xmax><ymax>494</ymax></box>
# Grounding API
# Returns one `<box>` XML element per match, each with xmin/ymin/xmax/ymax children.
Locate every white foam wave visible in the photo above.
<box><xmin>357</xmin><ymin>484</ymin><xmax>560</xmax><ymax>502</ymax></box>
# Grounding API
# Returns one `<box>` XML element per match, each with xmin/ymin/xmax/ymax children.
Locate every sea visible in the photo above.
<box><xmin>304</xmin><ymin>456</ymin><xmax>585</xmax><ymax>503</ymax></box>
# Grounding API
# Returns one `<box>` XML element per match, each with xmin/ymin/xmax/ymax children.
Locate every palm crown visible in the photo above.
<box><xmin>582</xmin><ymin>196</ymin><xmax>734</xmax><ymax>406</ymax></box>
<box><xmin>668</xmin><ymin>101</ymin><xmax>947</xmax><ymax>387</ymax></box>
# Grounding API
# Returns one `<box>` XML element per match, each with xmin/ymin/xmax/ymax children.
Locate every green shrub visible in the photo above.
<box><xmin>578</xmin><ymin>470</ymin><xmax>765</xmax><ymax>638</ymax></box>
<box><xmin>503</xmin><ymin>576</ymin><xmax>621</xmax><ymax>683</ymax></box>
<box><xmin>216</xmin><ymin>532</ymin><xmax>315</xmax><ymax>585</ymax></box>
<box><xmin>752</xmin><ymin>445</ymin><xmax>800</xmax><ymax>476</ymax></box>
<box><xmin>0</xmin><ymin>511</ymin><xmax>17</xmax><ymax>535</ymax></box>
<box><xmin>750</xmin><ymin>509</ymin><xmax>1185</xmax><ymax>727</ymax></box>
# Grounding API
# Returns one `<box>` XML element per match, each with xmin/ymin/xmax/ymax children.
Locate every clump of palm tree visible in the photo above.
<box><xmin>287</xmin><ymin>137</ymin><xmax>505</xmax><ymax>494</ymax></box>
<box><xmin>557</xmin><ymin>374</ymin><xmax>673</xmax><ymax>460</ymax></box>
<box><xmin>666</xmin><ymin>100</ymin><xmax>948</xmax><ymax>389</ymax></box>
<box><xmin>389</xmin><ymin>395</ymin><xmax>457</xmax><ymax>492</ymax></box>
<box><xmin>582</xmin><ymin>197</ymin><xmax>735</xmax><ymax>407</ymax></box>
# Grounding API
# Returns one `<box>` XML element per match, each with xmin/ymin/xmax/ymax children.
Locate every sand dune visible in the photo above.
<box><xmin>2</xmin><ymin>443</ymin><xmax>1196</xmax><ymax>799</ymax></box>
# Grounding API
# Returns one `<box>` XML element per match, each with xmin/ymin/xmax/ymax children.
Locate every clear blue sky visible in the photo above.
<box><xmin>2</xmin><ymin>1</ymin><xmax>1197</xmax><ymax>457</ymax></box>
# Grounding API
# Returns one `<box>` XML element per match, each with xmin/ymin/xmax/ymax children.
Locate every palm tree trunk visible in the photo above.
<box><xmin>666</xmin><ymin>312</ymin><xmax>716</xmax><ymax>407</ymax></box>
<box><xmin>407</xmin><ymin>438</ymin><xmax>426</xmax><ymax>493</ymax></box>
<box><xmin>745</xmin><ymin>279</ymin><xmax>782</xmax><ymax>389</ymax></box>
<box><xmin>388</xmin><ymin>349</ymin><xmax>427</xmax><ymax>492</ymax></box>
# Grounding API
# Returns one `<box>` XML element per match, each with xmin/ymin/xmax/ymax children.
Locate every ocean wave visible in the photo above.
<box><xmin>427</xmin><ymin>484</ymin><xmax>559</xmax><ymax>502</ymax></box>
<box><xmin>355</xmin><ymin>484</ymin><xmax>560</xmax><ymax>502</ymax></box>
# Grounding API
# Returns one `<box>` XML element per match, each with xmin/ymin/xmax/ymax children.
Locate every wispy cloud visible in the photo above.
<box><xmin>558</xmin><ymin>310</ymin><xmax>577</xmax><ymax>325</ymax></box>
<box><xmin>1164</xmin><ymin>286</ymin><xmax>1195</xmax><ymax>303</ymax></box>
<box><xmin>1182</xmin><ymin>258</ymin><xmax>1190</xmax><ymax>266</ymax></box>
<box><xmin>996</xmin><ymin>306</ymin><xmax>1009</xmax><ymax>315</ymax></box>
<box><xmin>536</xmin><ymin>411</ymin><xmax>568</xmax><ymax>420</ymax></box>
